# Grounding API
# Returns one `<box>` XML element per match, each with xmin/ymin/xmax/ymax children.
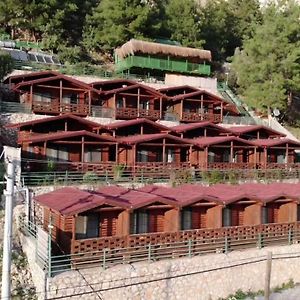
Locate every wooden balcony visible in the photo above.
<box><xmin>32</xmin><ymin>101</ymin><xmax>89</xmax><ymax>116</ymax></box>
<box><xmin>115</xmin><ymin>107</ymin><xmax>161</xmax><ymax>120</ymax></box>
<box><xmin>181</xmin><ymin>112</ymin><xmax>221</xmax><ymax>123</ymax></box>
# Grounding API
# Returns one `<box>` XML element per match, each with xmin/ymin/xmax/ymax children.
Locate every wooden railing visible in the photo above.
<box><xmin>71</xmin><ymin>221</ymin><xmax>300</xmax><ymax>255</ymax></box>
<box><xmin>115</xmin><ymin>107</ymin><xmax>161</xmax><ymax>120</ymax></box>
<box><xmin>32</xmin><ymin>101</ymin><xmax>89</xmax><ymax>115</ymax></box>
<box><xmin>207</xmin><ymin>162</ymin><xmax>257</xmax><ymax>170</ymax></box>
<box><xmin>181</xmin><ymin>112</ymin><xmax>221</xmax><ymax>123</ymax></box>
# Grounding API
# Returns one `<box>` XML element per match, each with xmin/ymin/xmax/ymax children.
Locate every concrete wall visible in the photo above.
<box><xmin>46</xmin><ymin>243</ymin><xmax>300</xmax><ymax>300</ymax></box>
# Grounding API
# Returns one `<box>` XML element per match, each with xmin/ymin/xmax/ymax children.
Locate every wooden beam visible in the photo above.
<box><xmin>35</xmin><ymin>84</ymin><xmax>86</xmax><ymax>92</ymax></box>
<box><xmin>88</xmin><ymin>90</ymin><xmax>91</xmax><ymax>116</ymax></box>
<box><xmin>180</xmin><ymin>99</ymin><xmax>183</xmax><ymax>120</ymax></box>
<box><xmin>30</xmin><ymin>85</ymin><xmax>33</xmax><ymax>110</ymax></box>
<box><xmin>59</xmin><ymin>80</ymin><xmax>63</xmax><ymax>104</ymax></box>
<box><xmin>230</xmin><ymin>141</ymin><xmax>234</xmax><ymax>163</ymax></box>
<box><xmin>162</xmin><ymin>138</ymin><xmax>166</xmax><ymax>163</ymax></box>
<box><xmin>137</xmin><ymin>87</ymin><xmax>140</xmax><ymax>117</ymax></box>
<box><xmin>81</xmin><ymin>136</ymin><xmax>85</xmax><ymax>163</ymax></box>
<box><xmin>200</xmin><ymin>94</ymin><xmax>204</xmax><ymax>121</ymax></box>
<box><xmin>159</xmin><ymin>97</ymin><xmax>162</xmax><ymax>119</ymax></box>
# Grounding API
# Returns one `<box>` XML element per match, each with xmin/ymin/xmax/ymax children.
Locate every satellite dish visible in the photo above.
<box><xmin>273</xmin><ymin>108</ymin><xmax>280</xmax><ymax>117</ymax></box>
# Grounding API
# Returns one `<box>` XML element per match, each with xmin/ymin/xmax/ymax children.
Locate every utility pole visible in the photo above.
<box><xmin>1</xmin><ymin>162</ymin><xmax>15</xmax><ymax>300</ymax></box>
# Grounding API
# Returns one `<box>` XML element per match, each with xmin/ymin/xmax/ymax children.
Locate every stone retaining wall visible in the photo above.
<box><xmin>46</xmin><ymin>244</ymin><xmax>300</xmax><ymax>300</ymax></box>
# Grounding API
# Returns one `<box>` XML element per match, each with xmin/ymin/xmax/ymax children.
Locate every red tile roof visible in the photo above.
<box><xmin>118</xmin><ymin>133</ymin><xmax>191</xmax><ymax>145</ymax></box>
<box><xmin>103</xmin><ymin>83</ymin><xmax>164</xmax><ymax>98</ymax></box>
<box><xmin>21</xmin><ymin>130</ymin><xmax>117</xmax><ymax>144</ymax></box>
<box><xmin>251</xmin><ymin>138</ymin><xmax>300</xmax><ymax>147</ymax></box>
<box><xmin>105</xmin><ymin>118</ymin><xmax>171</xmax><ymax>132</ymax></box>
<box><xmin>171</xmin><ymin>122</ymin><xmax>232</xmax><ymax>134</ymax></box>
<box><xmin>35</xmin><ymin>183</ymin><xmax>300</xmax><ymax>215</ymax></box>
<box><xmin>6</xmin><ymin>114</ymin><xmax>103</xmax><ymax>130</ymax></box>
<box><xmin>34</xmin><ymin>187</ymin><xmax>130</xmax><ymax>215</ymax></box>
<box><xmin>228</xmin><ymin>125</ymin><xmax>285</xmax><ymax>137</ymax></box>
<box><xmin>13</xmin><ymin>74</ymin><xmax>100</xmax><ymax>94</ymax></box>
<box><xmin>189</xmin><ymin>136</ymin><xmax>255</xmax><ymax>147</ymax></box>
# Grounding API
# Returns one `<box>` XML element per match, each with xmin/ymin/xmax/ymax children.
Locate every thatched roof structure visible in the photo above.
<box><xmin>115</xmin><ymin>39</ymin><xmax>212</xmax><ymax>62</ymax></box>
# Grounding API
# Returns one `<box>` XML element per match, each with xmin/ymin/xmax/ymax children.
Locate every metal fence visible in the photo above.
<box><xmin>21</xmin><ymin>167</ymin><xmax>300</xmax><ymax>186</ymax></box>
<box><xmin>19</xmin><ymin>217</ymin><xmax>300</xmax><ymax>277</ymax></box>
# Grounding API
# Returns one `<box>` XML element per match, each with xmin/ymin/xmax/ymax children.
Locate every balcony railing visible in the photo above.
<box><xmin>32</xmin><ymin>101</ymin><xmax>89</xmax><ymax>115</ymax></box>
<box><xmin>115</xmin><ymin>107</ymin><xmax>161</xmax><ymax>120</ymax></box>
<box><xmin>181</xmin><ymin>112</ymin><xmax>221</xmax><ymax>123</ymax></box>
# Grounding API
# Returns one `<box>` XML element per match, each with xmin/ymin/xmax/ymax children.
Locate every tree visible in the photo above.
<box><xmin>231</xmin><ymin>1</ymin><xmax>300</xmax><ymax>113</ymax></box>
<box><xmin>83</xmin><ymin>0</ymin><xmax>165</xmax><ymax>53</ymax></box>
<box><xmin>198</xmin><ymin>0</ymin><xmax>261</xmax><ymax>63</ymax></box>
<box><xmin>164</xmin><ymin>0</ymin><xmax>203</xmax><ymax>48</ymax></box>
<box><xmin>0</xmin><ymin>51</ymin><xmax>13</xmax><ymax>80</ymax></box>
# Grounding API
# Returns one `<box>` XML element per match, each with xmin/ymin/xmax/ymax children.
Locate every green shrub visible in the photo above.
<box><xmin>83</xmin><ymin>171</ymin><xmax>98</xmax><ymax>183</ymax></box>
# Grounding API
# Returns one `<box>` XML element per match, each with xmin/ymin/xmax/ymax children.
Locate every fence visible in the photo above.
<box><xmin>0</xmin><ymin>100</ymin><xmax>31</xmax><ymax>113</ymax></box>
<box><xmin>21</xmin><ymin>166</ymin><xmax>300</xmax><ymax>186</ymax></box>
<box><xmin>19</xmin><ymin>217</ymin><xmax>300</xmax><ymax>277</ymax></box>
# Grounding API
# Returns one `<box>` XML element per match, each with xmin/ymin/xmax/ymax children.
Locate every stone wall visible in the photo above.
<box><xmin>46</xmin><ymin>244</ymin><xmax>300</xmax><ymax>300</ymax></box>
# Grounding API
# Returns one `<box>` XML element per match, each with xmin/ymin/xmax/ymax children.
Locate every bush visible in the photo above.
<box><xmin>83</xmin><ymin>172</ymin><xmax>99</xmax><ymax>183</ymax></box>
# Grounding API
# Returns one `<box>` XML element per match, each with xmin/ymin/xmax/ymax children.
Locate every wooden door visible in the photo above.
<box><xmin>99</xmin><ymin>211</ymin><xmax>119</xmax><ymax>237</ymax></box>
<box><xmin>231</xmin><ymin>205</ymin><xmax>244</xmax><ymax>226</ymax></box>
<box><xmin>148</xmin><ymin>209</ymin><xmax>165</xmax><ymax>233</ymax></box>
<box><xmin>192</xmin><ymin>207</ymin><xmax>207</xmax><ymax>229</ymax></box>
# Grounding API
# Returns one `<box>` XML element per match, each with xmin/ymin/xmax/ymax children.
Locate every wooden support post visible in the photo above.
<box><xmin>133</xmin><ymin>145</ymin><xmax>136</xmax><ymax>172</ymax></box>
<box><xmin>180</xmin><ymin>99</ymin><xmax>183</xmax><ymax>120</ymax></box>
<box><xmin>264</xmin><ymin>147</ymin><xmax>267</xmax><ymax>168</ymax></box>
<box><xmin>285</xmin><ymin>143</ymin><xmax>289</xmax><ymax>164</ymax></box>
<box><xmin>189</xmin><ymin>145</ymin><xmax>192</xmax><ymax>166</ymax></box>
<box><xmin>141</xmin><ymin>124</ymin><xmax>144</xmax><ymax>135</ymax></box>
<box><xmin>200</xmin><ymin>94</ymin><xmax>204</xmax><ymax>121</ymax></box>
<box><xmin>81</xmin><ymin>136</ymin><xmax>85</xmax><ymax>163</ymax></box>
<box><xmin>254</xmin><ymin>147</ymin><xmax>257</xmax><ymax>166</ymax></box>
<box><xmin>30</xmin><ymin>84</ymin><xmax>33</xmax><ymax>110</ymax></box>
<box><xmin>59</xmin><ymin>80</ymin><xmax>63</xmax><ymax>104</ymax></box>
<box><xmin>88</xmin><ymin>90</ymin><xmax>91</xmax><ymax>116</ymax></box>
<box><xmin>43</xmin><ymin>141</ymin><xmax>47</xmax><ymax>156</ymax></box>
<box><xmin>205</xmin><ymin>147</ymin><xmax>208</xmax><ymax>169</ymax></box>
<box><xmin>230</xmin><ymin>141</ymin><xmax>234</xmax><ymax>163</ymax></box>
<box><xmin>137</xmin><ymin>87</ymin><xmax>140</xmax><ymax>117</ymax></box>
<box><xmin>159</xmin><ymin>97</ymin><xmax>163</xmax><ymax>119</ymax></box>
<box><xmin>264</xmin><ymin>251</ymin><xmax>272</xmax><ymax>300</ymax></box>
<box><xmin>220</xmin><ymin>102</ymin><xmax>223</xmax><ymax>122</ymax></box>
<box><xmin>162</xmin><ymin>138</ymin><xmax>166</xmax><ymax>163</ymax></box>
<box><xmin>115</xmin><ymin>143</ymin><xmax>119</xmax><ymax>164</ymax></box>
<box><xmin>64</xmin><ymin>120</ymin><xmax>67</xmax><ymax>131</ymax></box>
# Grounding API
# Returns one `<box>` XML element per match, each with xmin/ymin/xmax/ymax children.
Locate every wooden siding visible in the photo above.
<box><xmin>148</xmin><ymin>209</ymin><xmax>166</xmax><ymax>233</ymax></box>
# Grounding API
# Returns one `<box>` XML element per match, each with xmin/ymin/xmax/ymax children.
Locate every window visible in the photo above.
<box><xmin>208</xmin><ymin>151</ymin><xmax>215</xmax><ymax>163</ymax></box>
<box><xmin>223</xmin><ymin>149</ymin><xmax>230</xmax><ymax>163</ymax></box>
<box><xmin>75</xmin><ymin>214</ymin><xmax>99</xmax><ymax>239</ymax></box>
<box><xmin>141</xmin><ymin>100</ymin><xmax>150</xmax><ymax>110</ymax></box>
<box><xmin>277</xmin><ymin>153</ymin><xmax>286</xmax><ymax>164</ymax></box>
<box><xmin>262</xmin><ymin>207</ymin><xmax>268</xmax><ymax>224</ymax></box>
<box><xmin>181</xmin><ymin>208</ymin><xmax>192</xmax><ymax>230</ymax></box>
<box><xmin>46</xmin><ymin>146</ymin><xmax>68</xmax><ymax>161</ymax></box>
<box><xmin>116</xmin><ymin>97</ymin><xmax>123</xmax><ymax>108</ymax></box>
<box><xmin>137</xmin><ymin>150</ymin><xmax>148</xmax><ymax>162</ymax></box>
<box><xmin>166</xmin><ymin>148</ymin><xmax>175</xmax><ymax>163</ymax></box>
<box><xmin>62</xmin><ymin>93</ymin><xmax>79</xmax><ymax>104</ymax></box>
<box><xmin>34</xmin><ymin>92</ymin><xmax>52</xmax><ymax>103</ymax></box>
<box><xmin>222</xmin><ymin>208</ymin><xmax>231</xmax><ymax>227</ymax></box>
<box><xmin>84</xmin><ymin>148</ymin><xmax>102</xmax><ymax>163</ymax></box>
<box><xmin>130</xmin><ymin>210</ymin><xmax>148</xmax><ymax>234</ymax></box>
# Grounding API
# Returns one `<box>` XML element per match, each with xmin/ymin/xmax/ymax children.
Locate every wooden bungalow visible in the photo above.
<box><xmin>228</xmin><ymin>125</ymin><xmax>285</xmax><ymax>140</ymax></box>
<box><xmin>100</xmin><ymin>83</ymin><xmax>166</xmax><ymax>120</ymax></box>
<box><xmin>12</xmin><ymin>74</ymin><xmax>100</xmax><ymax>116</ymax></box>
<box><xmin>34</xmin><ymin>187</ymin><xmax>131</xmax><ymax>254</ymax></box>
<box><xmin>105</xmin><ymin>118</ymin><xmax>171</xmax><ymax>137</ymax></box>
<box><xmin>20</xmin><ymin>130</ymin><xmax>118</xmax><ymax>173</ymax></box>
<box><xmin>95</xmin><ymin>185</ymin><xmax>180</xmax><ymax>234</ymax></box>
<box><xmin>167</xmin><ymin>90</ymin><xmax>239</xmax><ymax>123</ymax></box>
<box><xmin>117</xmin><ymin>133</ymin><xmax>192</xmax><ymax>169</ymax></box>
<box><xmin>253</xmin><ymin>139</ymin><xmax>300</xmax><ymax>168</ymax></box>
<box><xmin>4</xmin><ymin>70</ymin><xmax>60</xmax><ymax>86</ymax></box>
<box><xmin>171</xmin><ymin>121</ymin><xmax>232</xmax><ymax>139</ymax></box>
<box><xmin>7</xmin><ymin>114</ymin><xmax>111</xmax><ymax>141</ymax></box>
<box><xmin>189</xmin><ymin>136</ymin><xmax>256</xmax><ymax>169</ymax></box>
